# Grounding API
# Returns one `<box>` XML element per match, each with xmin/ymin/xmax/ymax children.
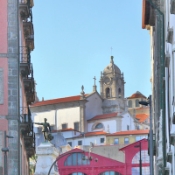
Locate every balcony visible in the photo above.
<box><xmin>23</xmin><ymin>22</ymin><xmax>34</xmax><ymax>39</ymax></box>
<box><xmin>19</xmin><ymin>0</ymin><xmax>34</xmax><ymax>20</ymax></box>
<box><xmin>171</xmin><ymin>0</ymin><xmax>175</xmax><ymax>14</ymax></box>
<box><xmin>26</xmin><ymin>36</ymin><xmax>34</xmax><ymax>51</ymax></box>
<box><xmin>20</xmin><ymin>113</ymin><xmax>32</xmax><ymax>135</ymax></box>
<box><xmin>20</xmin><ymin>46</ymin><xmax>31</xmax><ymax>77</ymax></box>
<box><xmin>26</xmin><ymin>90</ymin><xmax>35</xmax><ymax>105</ymax></box>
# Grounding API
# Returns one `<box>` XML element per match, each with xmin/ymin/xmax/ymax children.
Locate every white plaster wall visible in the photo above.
<box><xmin>88</xmin><ymin>119</ymin><xmax>116</xmax><ymax>133</ymax></box>
<box><xmin>121</xmin><ymin>113</ymin><xmax>135</xmax><ymax>131</ymax></box>
<box><xmin>33</xmin><ymin>110</ymin><xmax>56</xmax><ymax>126</ymax></box>
<box><xmin>57</xmin><ymin>107</ymin><xmax>80</xmax><ymax>129</ymax></box>
<box><xmin>61</xmin><ymin>130</ymin><xmax>80</xmax><ymax>139</ymax></box>
<box><xmin>66</xmin><ymin>135</ymin><xmax>107</xmax><ymax>147</ymax></box>
<box><xmin>85</xmin><ymin>93</ymin><xmax>103</xmax><ymax>120</ymax></box>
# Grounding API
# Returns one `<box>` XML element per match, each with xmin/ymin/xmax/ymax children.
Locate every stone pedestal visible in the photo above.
<box><xmin>34</xmin><ymin>141</ymin><xmax>59</xmax><ymax>175</ymax></box>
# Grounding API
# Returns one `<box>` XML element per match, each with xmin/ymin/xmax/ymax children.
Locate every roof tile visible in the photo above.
<box><xmin>107</xmin><ymin>129</ymin><xmax>149</xmax><ymax>136</ymax></box>
<box><xmin>88</xmin><ymin>112</ymin><xmax>118</xmax><ymax>121</ymax></box>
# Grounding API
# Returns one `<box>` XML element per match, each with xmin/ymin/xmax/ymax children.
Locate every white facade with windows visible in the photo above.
<box><xmin>31</xmin><ymin>56</ymin><xmax>146</xmax><ymax>148</ymax></box>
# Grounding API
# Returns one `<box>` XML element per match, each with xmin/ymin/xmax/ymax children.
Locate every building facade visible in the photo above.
<box><xmin>142</xmin><ymin>0</ymin><xmax>175</xmax><ymax>174</ymax></box>
<box><xmin>31</xmin><ymin>56</ymin><xmax>139</xmax><ymax>148</ymax></box>
<box><xmin>0</xmin><ymin>0</ymin><xmax>36</xmax><ymax>174</ymax></box>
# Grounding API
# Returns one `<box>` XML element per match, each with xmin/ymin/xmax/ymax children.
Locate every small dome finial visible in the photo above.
<box><xmin>110</xmin><ymin>56</ymin><xmax>114</xmax><ymax>64</ymax></box>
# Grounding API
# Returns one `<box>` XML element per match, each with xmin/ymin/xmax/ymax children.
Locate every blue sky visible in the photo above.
<box><xmin>31</xmin><ymin>0</ymin><xmax>151</xmax><ymax>100</ymax></box>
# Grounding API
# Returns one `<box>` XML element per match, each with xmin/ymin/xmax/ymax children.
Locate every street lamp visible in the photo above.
<box><xmin>134</xmin><ymin>142</ymin><xmax>142</xmax><ymax>175</ymax></box>
<box><xmin>1</xmin><ymin>131</ymin><xmax>14</xmax><ymax>175</ymax></box>
<box><xmin>139</xmin><ymin>95</ymin><xmax>154</xmax><ymax>175</ymax></box>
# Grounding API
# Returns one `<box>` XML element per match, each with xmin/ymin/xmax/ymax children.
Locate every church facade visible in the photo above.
<box><xmin>31</xmin><ymin>56</ymin><xmax>137</xmax><ymax>147</ymax></box>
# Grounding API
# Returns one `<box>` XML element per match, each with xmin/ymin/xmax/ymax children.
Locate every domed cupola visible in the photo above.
<box><xmin>100</xmin><ymin>56</ymin><xmax>125</xmax><ymax>99</ymax></box>
<box><xmin>103</xmin><ymin>56</ymin><xmax>121</xmax><ymax>75</ymax></box>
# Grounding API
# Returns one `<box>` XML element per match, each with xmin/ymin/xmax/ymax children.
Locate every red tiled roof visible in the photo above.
<box><xmin>31</xmin><ymin>95</ymin><xmax>87</xmax><ymax>107</ymax></box>
<box><xmin>72</xmin><ymin>131</ymin><xmax>108</xmax><ymax>138</ymax></box>
<box><xmin>135</xmin><ymin>114</ymin><xmax>149</xmax><ymax>123</ymax></box>
<box><xmin>88</xmin><ymin>112</ymin><xmax>118</xmax><ymax>121</ymax></box>
<box><xmin>107</xmin><ymin>129</ymin><xmax>149</xmax><ymax>136</ymax></box>
<box><xmin>127</xmin><ymin>91</ymin><xmax>146</xmax><ymax>99</ymax></box>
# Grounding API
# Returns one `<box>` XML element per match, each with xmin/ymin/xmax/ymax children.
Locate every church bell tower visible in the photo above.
<box><xmin>100</xmin><ymin>56</ymin><xmax>125</xmax><ymax>100</ymax></box>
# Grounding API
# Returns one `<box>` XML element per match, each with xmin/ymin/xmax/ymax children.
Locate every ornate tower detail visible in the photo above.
<box><xmin>80</xmin><ymin>85</ymin><xmax>85</xmax><ymax>100</ymax></box>
<box><xmin>100</xmin><ymin>56</ymin><xmax>125</xmax><ymax>100</ymax></box>
<box><xmin>93</xmin><ymin>76</ymin><xmax>97</xmax><ymax>92</ymax></box>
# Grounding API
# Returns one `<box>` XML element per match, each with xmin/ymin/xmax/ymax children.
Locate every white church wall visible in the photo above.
<box><xmin>85</xmin><ymin>93</ymin><xmax>103</xmax><ymax>120</ymax></box>
<box><xmin>121</xmin><ymin>113</ymin><xmax>135</xmax><ymax>131</ymax></box>
<box><xmin>88</xmin><ymin>119</ymin><xmax>117</xmax><ymax>133</ymax></box>
<box><xmin>56</xmin><ymin>107</ymin><xmax>80</xmax><ymax>129</ymax></box>
<box><xmin>33</xmin><ymin>110</ymin><xmax>56</xmax><ymax>126</ymax></box>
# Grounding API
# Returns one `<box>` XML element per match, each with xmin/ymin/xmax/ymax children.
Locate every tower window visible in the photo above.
<box><xmin>118</xmin><ymin>88</ymin><xmax>121</xmax><ymax>94</ymax></box>
<box><xmin>128</xmin><ymin>100</ymin><xmax>132</xmax><ymax>108</ymax></box>
<box><xmin>135</xmin><ymin>99</ymin><xmax>139</xmax><ymax>107</ymax></box>
<box><xmin>106</xmin><ymin>88</ymin><xmax>110</xmax><ymax>98</ymax></box>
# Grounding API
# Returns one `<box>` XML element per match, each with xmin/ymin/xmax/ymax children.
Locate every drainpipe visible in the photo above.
<box><xmin>147</xmin><ymin>0</ymin><xmax>166</xmax><ymax>170</ymax></box>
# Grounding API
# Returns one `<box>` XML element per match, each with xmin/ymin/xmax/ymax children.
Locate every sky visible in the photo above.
<box><xmin>31</xmin><ymin>0</ymin><xmax>151</xmax><ymax>101</ymax></box>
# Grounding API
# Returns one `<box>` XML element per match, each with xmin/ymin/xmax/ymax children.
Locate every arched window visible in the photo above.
<box><xmin>106</xmin><ymin>88</ymin><xmax>110</xmax><ymax>98</ymax></box>
<box><xmin>128</xmin><ymin>100</ymin><xmax>132</xmax><ymax>108</ymax></box>
<box><xmin>95</xmin><ymin>123</ymin><xmax>103</xmax><ymax>129</ymax></box>
<box><xmin>99</xmin><ymin>171</ymin><xmax>122</xmax><ymax>175</ymax></box>
<box><xmin>132</xmin><ymin>150</ymin><xmax>150</xmax><ymax>175</ymax></box>
<box><xmin>69</xmin><ymin>173</ymin><xmax>87</xmax><ymax>175</ymax></box>
<box><xmin>64</xmin><ymin>153</ymin><xmax>90</xmax><ymax>166</ymax></box>
<box><xmin>118</xmin><ymin>88</ymin><xmax>121</xmax><ymax>95</ymax></box>
<box><xmin>135</xmin><ymin>99</ymin><xmax>139</xmax><ymax>107</ymax></box>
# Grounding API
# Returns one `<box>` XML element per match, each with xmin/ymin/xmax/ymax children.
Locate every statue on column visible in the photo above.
<box><xmin>34</xmin><ymin>118</ymin><xmax>54</xmax><ymax>141</ymax></box>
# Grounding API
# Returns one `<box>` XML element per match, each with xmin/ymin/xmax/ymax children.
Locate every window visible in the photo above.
<box><xmin>135</xmin><ymin>99</ymin><xmax>139</xmax><ymax>107</ymax></box>
<box><xmin>74</xmin><ymin>122</ymin><xmax>79</xmax><ymax>131</ymax></box>
<box><xmin>106</xmin><ymin>88</ymin><xmax>110</xmax><ymax>98</ymax></box>
<box><xmin>68</xmin><ymin>142</ymin><xmax>72</xmax><ymax>147</ymax></box>
<box><xmin>128</xmin><ymin>100</ymin><xmax>132</xmax><ymax>108</ymax></box>
<box><xmin>124</xmin><ymin>137</ymin><xmax>129</xmax><ymax>144</ymax></box>
<box><xmin>118</xmin><ymin>88</ymin><xmax>121</xmax><ymax>95</ymax></box>
<box><xmin>100</xmin><ymin>138</ymin><xmax>105</xmax><ymax>143</ymax></box>
<box><xmin>62</xmin><ymin>123</ymin><xmax>68</xmax><ymax>129</ymax></box>
<box><xmin>95</xmin><ymin>123</ymin><xmax>103</xmax><ymax>129</ymax></box>
<box><xmin>65</xmin><ymin>153</ymin><xmax>90</xmax><ymax>166</ymax></box>
<box><xmin>127</xmin><ymin>125</ymin><xmax>129</xmax><ymax>130</ymax></box>
<box><xmin>99</xmin><ymin>171</ymin><xmax>122</xmax><ymax>175</ymax></box>
<box><xmin>78</xmin><ymin>140</ymin><xmax>82</xmax><ymax>145</ymax></box>
<box><xmin>114</xmin><ymin>138</ymin><xmax>119</xmax><ymax>145</ymax></box>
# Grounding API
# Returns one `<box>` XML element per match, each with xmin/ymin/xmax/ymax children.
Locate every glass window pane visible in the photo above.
<box><xmin>114</xmin><ymin>138</ymin><xmax>119</xmax><ymax>144</ymax></box>
<box><xmin>66</xmin><ymin>155</ymin><xmax>72</xmax><ymax>166</ymax></box>
<box><xmin>72</xmin><ymin>153</ymin><xmax>77</xmax><ymax>165</ymax></box>
<box><xmin>77</xmin><ymin>153</ymin><xmax>82</xmax><ymax>165</ymax></box>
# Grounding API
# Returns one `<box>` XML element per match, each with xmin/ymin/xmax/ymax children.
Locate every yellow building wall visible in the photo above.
<box><xmin>106</xmin><ymin>134</ymin><xmax>147</xmax><ymax>145</ymax></box>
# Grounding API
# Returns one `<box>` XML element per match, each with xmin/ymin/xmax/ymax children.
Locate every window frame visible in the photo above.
<box><xmin>114</xmin><ymin>138</ymin><xmax>119</xmax><ymax>145</ymax></box>
<box><xmin>62</xmin><ymin>123</ymin><xmax>68</xmax><ymax>129</ymax></box>
<box><xmin>124</xmin><ymin>137</ymin><xmax>129</xmax><ymax>144</ymax></box>
<box><xmin>74</xmin><ymin>122</ymin><xmax>80</xmax><ymax>131</ymax></box>
<box><xmin>100</xmin><ymin>138</ymin><xmax>105</xmax><ymax>143</ymax></box>
<box><xmin>78</xmin><ymin>140</ymin><xmax>82</xmax><ymax>145</ymax></box>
